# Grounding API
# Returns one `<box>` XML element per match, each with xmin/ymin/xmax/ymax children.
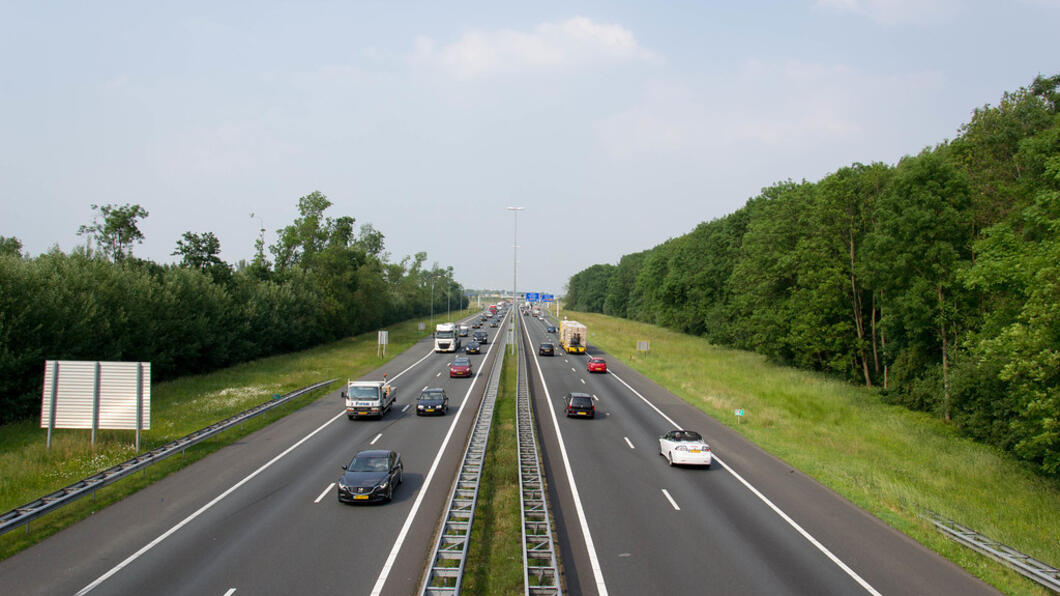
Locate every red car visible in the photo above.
<box><xmin>449</xmin><ymin>357</ymin><xmax>473</xmax><ymax>378</ymax></box>
<box><xmin>587</xmin><ymin>357</ymin><xmax>607</xmax><ymax>373</ymax></box>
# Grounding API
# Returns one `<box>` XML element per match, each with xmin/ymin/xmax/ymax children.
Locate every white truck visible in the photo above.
<box><xmin>434</xmin><ymin>322</ymin><xmax>461</xmax><ymax>352</ymax></box>
<box><xmin>342</xmin><ymin>379</ymin><xmax>396</xmax><ymax>420</ymax></box>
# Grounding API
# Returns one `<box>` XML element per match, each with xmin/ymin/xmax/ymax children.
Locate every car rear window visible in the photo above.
<box><xmin>673</xmin><ymin>431</ymin><xmax>702</xmax><ymax>441</ymax></box>
<box><xmin>453</xmin><ymin>358</ymin><xmax>470</xmax><ymax>366</ymax></box>
<box><xmin>570</xmin><ymin>396</ymin><xmax>593</xmax><ymax>407</ymax></box>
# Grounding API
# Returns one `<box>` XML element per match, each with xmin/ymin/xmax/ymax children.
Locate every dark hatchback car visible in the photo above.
<box><xmin>338</xmin><ymin>449</ymin><xmax>403</xmax><ymax>503</ymax></box>
<box><xmin>416</xmin><ymin>388</ymin><xmax>449</xmax><ymax>415</ymax></box>
<box><xmin>564</xmin><ymin>393</ymin><xmax>595</xmax><ymax>418</ymax></box>
<box><xmin>465</xmin><ymin>341</ymin><xmax>481</xmax><ymax>354</ymax></box>
<box><xmin>546</xmin><ymin>325</ymin><xmax>556</xmax><ymax>333</ymax></box>
<box><xmin>539</xmin><ymin>342</ymin><xmax>555</xmax><ymax>356</ymax></box>
<box><xmin>489</xmin><ymin>319</ymin><xmax>499</xmax><ymax>327</ymax></box>
<box><xmin>473</xmin><ymin>331</ymin><xmax>488</xmax><ymax>344</ymax></box>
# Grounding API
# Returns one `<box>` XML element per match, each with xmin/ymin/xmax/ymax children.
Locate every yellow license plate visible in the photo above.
<box><xmin>426</xmin><ymin>408</ymin><xmax>434</xmax><ymax>412</ymax></box>
<box><xmin>690</xmin><ymin>449</ymin><xmax>701</xmax><ymax>454</ymax></box>
<box><xmin>577</xmin><ymin>412</ymin><xmax>587</xmax><ymax>415</ymax></box>
<box><xmin>354</xmin><ymin>495</ymin><xmax>369</xmax><ymax>500</ymax></box>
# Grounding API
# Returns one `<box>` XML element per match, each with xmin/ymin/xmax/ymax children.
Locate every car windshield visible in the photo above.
<box><xmin>419</xmin><ymin>391</ymin><xmax>444</xmax><ymax>401</ymax></box>
<box><xmin>436</xmin><ymin>330</ymin><xmax>454</xmax><ymax>338</ymax></box>
<box><xmin>672</xmin><ymin>431</ymin><xmax>703</xmax><ymax>442</ymax></box>
<box><xmin>347</xmin><ymin>456</ymin><xmax>388</xmax><ymax>472</ymax></box>
<box><xmin>348</xmin><ymin>386</ymin><xmax>379</xmax><ymax>399</ymax></box>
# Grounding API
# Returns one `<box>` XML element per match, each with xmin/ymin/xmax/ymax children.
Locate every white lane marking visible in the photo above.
<box><xmin>315</xmin><ymin>483</ymin><xmax>335</xmax><ymax>504</ymax></box>
<box><xmin>624</xmin><ymin>437</ymin><xmax>635</xmax><ymax>449</ymax></box>
<box><xmin>77</xmin><ymin>341</ymin><xmax>438</xmax><ymax>596</ymax></box>
<box><xmin>564</xmin><ymin>359</ymin><xmax>569</xmax><ymax>363</ymax></box>
<box><xmin>606</xmin><ymin>369</ymin><xmax>881</xmax><ymax>596</ymax></box>
<box><xmin>661</xmin><ymin>489</ymin><xmax>681</xmax><ymax>511</ymax></box>
<box><xmin>436</xmin><ymin>372</ymin><xmax>441</xmax><ymax>377</ymax></box>
<box><xmin>223</xmin><ymin>589</ymin><xmax>236</xmax><ymax>596</ymax></box>
<box><xmin>580</xmin><ymin>378</ymin><xmax>586</xmax><ymax>385</ymax></box>
<box><xmin>76</xmin><ymin>410</ymin><xmax>347</xmax><ymax>595</ymax></box>
<box><xmin>570</xmin><ymin>367</ymin><xmax>576</xmax><ymax>373</ymax></box>
<box><xmin>423</xmin><ymin>385</ymin><xmax>428</xmax><ymax>391</ymax></box>
<box><xmin>370</xmin><ymin>433</ymin><xmax>382</xmax><ymax>445</ymax></box>
<box><xmin>521</xmin><ymin>319</ymin><xmax>609</xmax><ymax>596</ymax></box>
<box><xmin>592</xmin><ymin>394</ymin><xmax>599</xmax><ymax>401</ymax></box>
<box><xmin>401</xmin><ymin>404</ymin><xmax>410</xmax><ymax>413</ymax></box>
<box><xmin>370</xmin><ymin>322</ymin><xmax>507</xmax><ymax>595</ymax></box>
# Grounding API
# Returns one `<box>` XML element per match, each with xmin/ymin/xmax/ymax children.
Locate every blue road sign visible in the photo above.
<box><xmin>542</xmin><ymin>293</ymin><xmax>554</xmax><ymax>302</ymax></box>
<box><xmin>525</xmin><ymin>292</ymin><xmax>540</xmax><ymax>302</ymax></box>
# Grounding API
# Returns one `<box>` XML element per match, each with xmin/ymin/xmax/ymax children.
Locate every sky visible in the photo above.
<box><xmin>2</xmin><ymin>0</ymin><xmax>1058</xmax><ymax>295</ymax></box>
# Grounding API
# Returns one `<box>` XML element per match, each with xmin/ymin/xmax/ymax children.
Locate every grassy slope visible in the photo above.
<box><xmin>0</xmin><ymin>311</ymin><xmax>470</xmax><ymax>559</ymax></box>
<box><xmin>564</xmin><ymin>308</ymin><xmax>1059</xmax><ymax>596</ymax></box>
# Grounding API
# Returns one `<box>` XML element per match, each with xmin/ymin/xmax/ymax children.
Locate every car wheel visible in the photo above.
<box><xmin>385</xmin><ymin>484</ymin><xmax>393</xmax><ymax>503</ymax></box>
<box><xmin>347</xmin><ymin>415</ymin><xmax>355</xmax><ymax>420</ymax></box>
<box><xmin>667</xmin><ymin>452</ymin><xmax>674</xmax><ymax>466</ymax></box>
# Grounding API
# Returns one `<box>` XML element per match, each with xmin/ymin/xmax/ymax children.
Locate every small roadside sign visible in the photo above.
<box><xmin>735</xmin><ymin>409</ymin><xmax>745</xmax><ymax>424</ymax></box>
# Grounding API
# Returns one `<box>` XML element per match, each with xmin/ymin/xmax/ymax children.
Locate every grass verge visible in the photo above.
<box><xmin>566</xmin><ymin>308</ymin><xmax>1060</xmax><ymax>596</ymax></box>
<box><xmin>0</xmin><ymin>310</ymin><xmax>472</xmax><ymax>560</ymax></box>
<box><xmin>461</xmin><ymin>345</ymin><xmax>523</xmax><ymax>595</ymax></box>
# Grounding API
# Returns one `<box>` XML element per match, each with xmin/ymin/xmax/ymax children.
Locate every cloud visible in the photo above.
<box><xmin>814</xmin><ymin>0</ymin><xmax>960</xmax><ymax>25</ymax></box>
<box><xmin>596</xmin><ymin>59</ymin><xmax>945</xmax><ymax>159</ymax></box>
<box><xmin>411</xmin><ymin>16</ymin><xmax>657</xmax><ymax>79</ymax></box>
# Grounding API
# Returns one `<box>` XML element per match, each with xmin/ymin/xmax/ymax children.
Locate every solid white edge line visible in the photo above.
<box><xmin>606</xmin><ymin>369</ymin><xmax>881</xmax><ymax>596</ymax></box>
<box><xmin>661</xmin><ymin>489</ymin><xmax>681</xmax><ymax>511</ymax></box>
<box><xmin>77</xmin><ymin>342</ymin><xmax>439</xmax><ymax>595</ymax></box>
<box><xmin>314</xmin><ymin>483</ymin><xmax>335</xmax><ymax>504</ymax></box>
<box><xmin>370</xmin><ymin>433</ymin><xmax>382</xmax><ymax>445</ymax></box>
<box><xmin>522</xmin><ymin>319</ymin><xmax>609</xmax><ymax>596</ymax></box>
<box><xmin>369</xmin><ymin>311</ymin><xmax>509</xmax><ymax>596</ymax></box>
<box><xmin>624</xmin><ymin>437</ymin><xmax>635</xmax><ymax>449</ymax></box>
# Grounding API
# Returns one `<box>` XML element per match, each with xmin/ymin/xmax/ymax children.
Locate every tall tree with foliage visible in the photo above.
<box><xmin>76</xmin><ymin>203</ymin><xmax>149</xmax><ymax>261</ymax></box>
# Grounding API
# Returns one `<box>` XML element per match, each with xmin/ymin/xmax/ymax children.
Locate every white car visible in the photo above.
<box><xmin>659</xmin><ymin>430</ymin><xmax>712</xmax><ymax>467</ymax></box>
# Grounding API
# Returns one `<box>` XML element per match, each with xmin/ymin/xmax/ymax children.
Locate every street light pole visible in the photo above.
<box><xmin>507</xmin><ymin>206</ymin><xmax>524</xmax><ymax>309</ymax></box>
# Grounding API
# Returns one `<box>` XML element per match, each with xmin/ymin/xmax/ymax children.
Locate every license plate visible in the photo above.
<box><xmin>353</xmin><ymin>495</ymin><xmax>369</xmax><ymax>501</ymax></box>
<box><xmin>690</xmin><ymin>449</ymin><xmax>701</xmax><ymax>454</ymax></box>
<box><xmin>577</xmin><ymin>411</ymin><xmax>587</xmax><ymax>415</ymax></box>
<box><xmin>426</xmin><ymin>408</ymin><xmax>434</xmax><ymax>412</ymax></box>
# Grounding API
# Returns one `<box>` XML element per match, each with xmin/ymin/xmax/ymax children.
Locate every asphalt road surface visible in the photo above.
<box><xmin>0</xmin><ymin>309</ymin><xmax>513</xmax><ymax>596</ymax></box>
<box><xmin>519</xmin><ymin>311</ymin><xmax>999</xmax><ymax>596</ymax></box>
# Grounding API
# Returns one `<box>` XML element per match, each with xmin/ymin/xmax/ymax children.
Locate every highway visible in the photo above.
<box><xmin>0</xmin><ymin>309</ymin><xmax>512</xmax><ymax>596</ymax></box>
<box><xmin>518</xmin><ymin>310</ymin><xmax>999</xmax><ymax>596</ymax></box>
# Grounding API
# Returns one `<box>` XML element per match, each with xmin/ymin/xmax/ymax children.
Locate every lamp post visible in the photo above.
<box><xmin>430</xmin><ymin>275</ymin><xmax>435</xmax><ymax>330</ymax></box>
<box><xmin>507</xmin><ymin>206</ymin><xmax>524</xmax><ymax>308</ymax></box>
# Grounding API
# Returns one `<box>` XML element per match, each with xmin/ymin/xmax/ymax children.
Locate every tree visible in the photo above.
<box><xmin>0</xmin><ymin>236</ymin><xmax>22</xmax><ymax>258</ymax></box>
<box><xmin>77</xmin><ymin>203</ymin><xmax>149</xmax><ymax>260</ymax></box>
<box><xmin>173</xmin><ymin>231</ymin><xmax>230</xmax><ymax>281</ymax></box>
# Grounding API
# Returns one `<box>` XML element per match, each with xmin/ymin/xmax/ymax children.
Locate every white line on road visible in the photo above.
<box><xmin>436</xmin><ymin>372</ymin><xmax>441</xmax><ymax>377</ymax></box>
<box><xmin>75</xmin><ymin>346</ymin><xmax>439</xmax><ymax>596</ymax></box>
<box><xmin>223</xmin><ymin>589</ymin><xmax>236</xmax><ymax>596</ymax></box>
<box><xmin>592</xmin><ymin>394</ymin><xmax>598</xmax><ymax>401</ymax></box>
<box><xmin>370</xmin><ymin>433</ymin><xmax>382</xmax><ymax>445</ymax></box>
<box><xmin>607</xmin><ymin>369</ymin><xmax>881</xmax><ymax>596</ymax></box>
<box><xmin>661</xmin><ymin>489</ymin><xmax>681</xmax><ymax>511</ymax></box>
<box><xmin>580</xmin><ymin>378</ymin><xmax>586</xmax><ymax>384</ymax></box>
<box><xmin>570</xmin><ymin>367</ymin><xmax>576</xmax><ymax>373</ymax></box>
<box><xmin>624</xmin><ymin>437</ymin><xmax>635</xmax><ymax>449</ymax></box>
<box><xmin>401</xmin><ymin>404</ymin><xmax>410</xmax><ymax>413</ymax></box>
<box><xmin>370</xmin><ymin>323</ymin><xmax>507</xmax><ymax>596</ymax></box>
<box><xmin>521</xmin><ymin>319</ymin><xmax>609</xmax><ymax>596</ymax></box>
<box><xmin>423</xmin><ymin>385</ymin><xmax>428</xmax><ymax>391</ymax></box>
<box><xmin>315</xmin><ymin>483</ymin><xmax>335</xmax><ymax>504</ymax></box>
<box><xmin>661</xmin><ymin>489</ymin><xmax>678</xmax><ymax>509</ymax></box>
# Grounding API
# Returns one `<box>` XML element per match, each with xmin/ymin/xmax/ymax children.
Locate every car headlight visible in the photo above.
<box><xmin>338</xmin><ymin>483</ymin><xmax>349</xmax><ymax>491</ymax></box>
<box><xmin>377</xmin><ymin>480</ymin><xmax>389</xmax><ymax>490</ymax></box>
<box><xmin>418</xmin><ymin>404</ymin><xmax>425</xmax><ymax>410</ymax></box>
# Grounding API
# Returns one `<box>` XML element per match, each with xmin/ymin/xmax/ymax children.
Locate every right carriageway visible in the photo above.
<box><xmin>517</xmin><ymin>310</ymin><xmax>999</xmax><ymax>596</ymax></box>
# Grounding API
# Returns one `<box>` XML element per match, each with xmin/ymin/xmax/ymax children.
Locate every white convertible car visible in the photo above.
<box><xmin>658</xmin><ymin>430</ymin><xmax>712</xmax><ymax>467</ymax></box>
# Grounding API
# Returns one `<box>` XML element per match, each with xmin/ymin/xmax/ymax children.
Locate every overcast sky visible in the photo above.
<box><xmin>2</xmin><ymin>1</ymin><xmax>1058</xmax><ymax>295</ymax></box>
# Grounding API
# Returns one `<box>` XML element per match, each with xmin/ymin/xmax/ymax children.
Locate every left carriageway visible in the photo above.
<box><xmin>0</xmin><ymin>310</ymin><xmax>513</xmax><ymax>596</ymax></box>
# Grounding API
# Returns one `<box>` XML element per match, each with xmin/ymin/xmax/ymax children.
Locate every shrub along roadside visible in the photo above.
<box><xmin>0</xmin><ymin>311</ymin><xmax>470</xmax><ymax>561</ymax></box>
<box><xmin>568</xmin><ymin>308</ymin><xmax>1060</xmax><ymax>596</ymax></box>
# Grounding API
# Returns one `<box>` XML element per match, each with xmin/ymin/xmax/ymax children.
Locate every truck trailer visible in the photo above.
<box><xmin>559</xmin><ymin>320</ymin><xmax>587</xmax><ymax>354</ymax></box>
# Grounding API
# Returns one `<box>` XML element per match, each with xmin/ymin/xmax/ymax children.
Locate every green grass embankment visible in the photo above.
<box><xmin>565</xmin><ymin>308</ymin><xmax>1059</xmax><ymax>596</ymax></box>
<box><xmin>0</xmin><ymin>310</ymin><xmax>471</xmax><ymax>560</ymax></box>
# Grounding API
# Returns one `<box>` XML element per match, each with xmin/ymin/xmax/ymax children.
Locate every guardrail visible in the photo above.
<box><xmin>0</xmin><ymin>379</ymin><xmax>336</xmax><ymax>537</ymax></box>
<box><xmin>516</xmin><ymin>319</ymin><xmax>563</xmax><ymax>595</ymax></box>
<box><xmin>420</xmin><ymin>314</ymin><xmax>509</xmax><ymax>595</ymax></box>
<box><xmin>923</xmin><ymin>510</ymin><xmax>1060</xmax><ymax>593</ymax></box>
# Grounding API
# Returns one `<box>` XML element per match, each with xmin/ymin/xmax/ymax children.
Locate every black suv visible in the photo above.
<box><xmin>539</xmin><ymin>343</ymin><xmax>555</xmax><ymax>356</ymax></box>
<box><xmin>472</xmin><ymin>331</ymin><xmax>488</xmax><ymax>344</ymax></box>
<box><xmin>564</xmin><ymin>393</ymin><xmax>595</xmax><ymax>418</ymax></box>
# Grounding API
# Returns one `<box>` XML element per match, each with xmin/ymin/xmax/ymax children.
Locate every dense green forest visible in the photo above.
<box><xmin>0</xmin><ymin>191</ymin><xmax>467</xmax><ymax>424</ymax></box>
<box><xmin>567</xmin><ymin>75</ymin><xmax>1060</xmax><ymax>475</ymax></box>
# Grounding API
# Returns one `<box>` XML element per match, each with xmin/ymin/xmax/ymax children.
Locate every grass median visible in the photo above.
<box><xmin>461</xmin><ymin>345</ymin><xmax>523</xmax><ymax>595</ymax></box>
<box><xmin>564</xmin><ymin>308</ymin><xmax>1059</xmax><ymax>596</ymax></box>
<box><xmin>0</xmin><ymin>309</ymin><xmax>472</xmax><ymax>560</ymax></box>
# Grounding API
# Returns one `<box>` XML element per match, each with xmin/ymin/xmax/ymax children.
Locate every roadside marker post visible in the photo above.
<box><xmin>735</xmin><ymin>409</ymin><xmax>745</xmax><ymax>424</ymax></box>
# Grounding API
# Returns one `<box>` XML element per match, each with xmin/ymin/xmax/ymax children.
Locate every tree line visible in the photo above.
<box><xmin>0</xmin><ymin>191</ymin><xmax>467</xmax><ymax>424</ymax></box>
<box><xmin>567</xmin><ymin>75</ymin><xmax>1060</xmax><ymax>476</ymax></box>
